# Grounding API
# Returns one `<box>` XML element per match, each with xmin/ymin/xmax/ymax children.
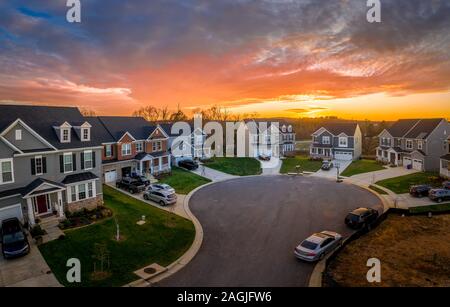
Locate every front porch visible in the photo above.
<box><xmin>310</xmin><ymin>147</ymin><xmax>333</xmax><ymax>160</ymax></box>
<box><xmin>376</xmin><ymin>147</ymin><xmax>406</xmax><ymax>166</ymax></box>
<box><xmin>135</xmin><ymin>153</ymin><xmax>171</xmax><ymax>177</ymax></box>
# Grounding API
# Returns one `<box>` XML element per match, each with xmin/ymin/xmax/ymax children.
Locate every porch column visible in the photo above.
<box><xmin>168</xmin><ymin>155</ymin><xmax>171</xmax><ymax>166</ymax></box>
<box><xmin>140</xmin><ymin>160</ymin><xmax>143</xmax><ymax>175</ymax></box>
<box><xmin>26</xmin><ymin>198</ymin><xmax>35</xmax><ymax>226</ymax></box>
<box><xmin>57</xmin><ymin>191</ymin><xmax>64</xmax><ymax>218</ymax></box>
<box><xmin>159</xmin><ymin>157</ymin><xmax>162</xmax><ymax>171</ymax></box>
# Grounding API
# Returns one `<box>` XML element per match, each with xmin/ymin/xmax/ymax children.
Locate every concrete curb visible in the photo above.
<box><xmin>307</xmin><ymin>178</ymin><xmax>391</xmax><ymax>288</ymax></box>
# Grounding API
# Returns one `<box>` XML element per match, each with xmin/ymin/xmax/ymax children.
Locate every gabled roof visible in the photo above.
<box><xmin>21</xmin><ymin>178</ymin><xmax>65</xmax><ymax>197</ymax></box>
<box><xmin>317</xmin><ymin>123</ymin><xmax>358</xmax><ymax>136</ymax></box>
<box><xmin>62</xmin><ymin>171</ymin><xmax>98</xmax><ymax>184</ymax></box>
<box><xmin>84</xmin><ymin>116</ymin><xmax>115</xmax><ymax>144</ymax></box>
<box><xmin>441</xmin><ymin>154</ymin><xmax>450</xmax><ymax>161</ymax></box>
<box><xmin>403</xmin><ymin>118</ymin><xmax>444</xmax><ymax>139</ymax></box>
<box><xmin>0</xmin><ymin>105</ymin><xmax>102</xmax><ymax>150</ymax></box>
<box><xmin>385</xmin><ymin>119</ymin><xmax>419</xmax><ymax>137</ymax></box>
<box><xmin>95</xmin><ymin>116</ymin><xmax>157</xmax><ymax>141</ymax></box>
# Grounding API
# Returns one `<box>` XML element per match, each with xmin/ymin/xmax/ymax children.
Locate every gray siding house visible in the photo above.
<box><xmin>376</xmin><ymin>118</ymin><xmax>449</xmax><ymax>172</ymax></box>
<box><xmin>310</xmin><ymin>123</ymin><xmax>362</xmax><ymax>161</ymax></box>
<box><xmin>0</xmin><ymin>105</ymin><xmax>103</xmax><ymax>226</ymax></box>
<box><xmin>440</xmin><ymin>137</ymin><xmax>450</xmax><ymax>179</ymax></box>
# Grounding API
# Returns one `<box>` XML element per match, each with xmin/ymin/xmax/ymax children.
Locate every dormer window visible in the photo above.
<box><xmin>282</xmin><ymin>125</ymin><xmax>287</xmax><ymax>133</ymax></box>
<box><xmin>288</xmin><ymin>125</ymin><xmax>293</xmax><ymax>133</ymax></box>
<box><xmin>62</xmin><ymin>128</ymin><xmax>70</xmax><ymax>143</ymax></box>
<box><xmin>81</xmin><ymin>127</ymin><xmax>90</xmax><ymax>141</ymax></box>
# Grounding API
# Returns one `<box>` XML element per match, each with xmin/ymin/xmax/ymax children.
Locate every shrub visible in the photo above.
<box><xmin>30</xmin><ymin>225</ymin><xmax>46</xmax><ymax>237</ymax></box>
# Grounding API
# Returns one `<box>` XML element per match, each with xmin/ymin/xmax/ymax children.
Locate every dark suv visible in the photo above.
<box><xmin>116</xmin><ymin>177</ymin><xmax>146</xmax><ymax>194</ymax></box>
<box><xmin>345</xmin><ymin>208</ymin><xmax>379</xmax><ymax>230</ymax></box>
<box><xmin>178</xmin><ymin>159</ymin><xmax>199</xmax><ymax>170</ymax></box>
<box><xmin>1</xmin><ymin>218</ymin><xmax>30</xmax><ymax>259</ymax></box>
<box><xmin>131</xmin><ymin>175</ymin><xmax>151</xmax><ymax>186</ymax></box>
<box><xmin>443</xmin><ymin>181</ymin><xmax>450</xmax><ymax>190</ymax></box>
<box><xmin>429</xmin><ymin>189</ymin><xmax>450</xmax><ymax>203</ymax></box>
<box><xmin>409</xmin><ymin>185</ymin><xmax>432</xmax><ymax>198</ymax></box>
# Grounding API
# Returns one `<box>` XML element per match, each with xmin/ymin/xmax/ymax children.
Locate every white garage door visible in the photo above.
<box><xmin>0</xmin><ymin>204</ymin><xmax>23</xmax><ymax>224</ymax></box>
<box><xmin>413</xmin><ymin>159</ymin><xmax>424</xmax><ymax>171</ymax></box>
<box><xmin>105</xmin><ymin>170</ymin><xmax>117</xmax><ymax>183</ymax></box>
<box><xmin>334</xmin><ymin>152</ymin><xmax>353</xmax><ymax>161</ymax></box>
<box><xmin>403</xmin><ymin>157</ymin><xmax>412</xmax><ymax>168</ymax></box>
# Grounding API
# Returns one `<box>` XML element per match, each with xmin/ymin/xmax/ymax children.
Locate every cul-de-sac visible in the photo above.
<box><xmin>0</xmin><ymin>1</ymin><xmax>449</xmax><ymax>288</ymax></box>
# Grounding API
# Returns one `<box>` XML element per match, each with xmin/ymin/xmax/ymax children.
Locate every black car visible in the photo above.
<box><xmin>321</xmin><ymin>160</ymin><xmax>333</xmax><ymax>171</ymax></box>
<box><xmin>258</xmin><ymin>154</ymin><xmax>271</xmax><ymax>161</ymax></box>
<box><xmin>178</xmin><ymin>159</ymin><xmax>199</xmax><ymax>170</ymax></box>
<box><xmin>131</xmin><ymin>175</ymin><xmax>150</xmax><ymax>186</ymax></box>
<box><xmin>116</xmin><ymin>177</ymin><xmax>146</xmax><ymax>194</ymax></box>
<box><xmin>409</xmin><ymin>184</ymin><xmax>432</xmax><ymax>198</ymax></box>
<box><xmin>1</xmin><ymin>218</ymin><xmax>30</xmax><ymax>259</ymax></box>
<box><xmin>443</xmin><ymin>181</ymin><xmax>450</xmax><ymax>190</ymax></box>
<box><xmin>345</xmin><ymin>208</ymin><xmax>379</xmax><ymax>230</ymax></box>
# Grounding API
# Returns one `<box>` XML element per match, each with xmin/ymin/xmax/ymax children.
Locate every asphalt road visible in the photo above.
<box><xmin>159</xmin><ymin>175</ymin><xmax>383</xmax><ymax>287</ymax></box>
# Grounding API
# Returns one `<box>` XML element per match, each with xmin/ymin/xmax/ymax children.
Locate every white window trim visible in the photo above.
<box><xmin>81</xmin><ymin>128</ymin><xmax>90</xmax><ymax>141</ymax></box>
<box><xmin>339</xmin><ymin>137</ymin><xmax>348</xmax><ymax>147</ymax></box>
<box><xmin>406</xmin><ymin>140</ymin><xmax>413</xmax><ymax>150</ymax></box>
<box><xmin>418</xmin><ymin>140</ymin><xmax>423</xmax><ymax>150</ymax></box>
<box><xmin>152</xmin><ymin>141</ymin><xmax>162</xmax><ymax>152</ymax></box>
<box><xmin>135</xmin><ymin>142</ymin><xmax>144</xmax><ymax>152</ymax></box>
<box><xmin>15</xmin><ymin>129</ymin><xmax>22</xmax><ymax>141</ymax></box>
<box><xmin>0</xmin><ymin>158</ymin><xmax>14</xmax><ymax>185</ymax></box>
<box><xmin>122</xmin><ymin>143</ymin><xmax>132</xmax><ymax>156</ymax></box>
<box><xmin>63</xmin><ymin>152</ymin><xmax>74</xmax><ymax>174</ymax></box>
<box><xmin>105</xmin><ymin>144</ymin><xmax>113</xmax><ymax>157</ymax></box>
<box><xmin>67</xmin><ymin>180</ymin><xmax>97</xmax><ymax>203</ymax></box>
<box><xmin>84</xmin><ymin>150</ymin><xmax>93</xmax><ymax>170</ymax></box>
<box><xmin>35</xmin><ymin>155</ymin><xmax>43</xmax><ymax>176</ymax></box>
<box><xmin>322</xmin><ymin>136</ymin><xmax>331</xmax><ymax>145</ymax></box>
<box><xmin>61</xmin><ymin>128</ymin><xmax>71</xmax><ymax>143</ymax></box>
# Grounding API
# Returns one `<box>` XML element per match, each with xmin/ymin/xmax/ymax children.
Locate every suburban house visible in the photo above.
<box><xmin>376</xmin><ymin>118</ymin><xmax>449</xmax><ymax>171</ymax></box>
<box><xmin>0</xmin><ymin>105</ymin><xmax>103</xmax><ymax>226</ymax></box>
<box><xmin>310</xmin><ymin>123</ymin><xmax>362</xmax><ymax>161</ymax></box>
<box><xmin>88</xmin><ymin>117</ymin><xmax>172</xmax><ymax>183</ymax></box>
<box><xmin>440</xmin><ymin>137</ymin><xmax>450</xmax><ymax>179</ymax></box>
<box><xmin>160</xmin><ymin>122</ymin><xmax>211</xmax><ymax>165</ymax></box>
<box><xmin>245</xmin><ymin>120</ymin><xmax>296</xmax><ymax>158</ymax></box>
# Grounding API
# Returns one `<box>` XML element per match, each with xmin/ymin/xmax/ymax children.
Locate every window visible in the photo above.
<box><xmin>88</xmin><ymin>182</ymin><xmax>93</xmax><ymax>198</ymax></box>
<box><xmin>35</xmin><ymin>156</ymin><xmax>43</xmax><ymax>175</ymax></box>
<box><xmin>322</xmin><ymin>136</ymin><xmax>331</xmax><ymax>145</ymax></box>
<box><xmin>15</xmin><ymin>129</ymin><xmax>22</xmax><ymax>141</ymax></box>
<box><xmin>84</xmin><ymin>151</ymin><xmax>93</xmax><ymax>169</ymax></box>
<box><xmin>78</xmin><ymin>184</ymin><xmax>86</xmax><ymax>200</ymax></box>
<box><xmin>406</xmin><ymin>140</ymin><xmax>413</xmax><ymax>150</ymax></box>
<box><xmin>418</xmin><ymin>141</ymin><xmax>423</xmax><ymax>150</ymax></box>
<box><xmin>105</xmin><ymin>145</ymin><xmax>112</xmax><ymax>157</ymax></box>
<box><xmin>62</xmin><ymin>128</ymin><xmax>70</xmax><ymax>142</ymax></box>
<box><xmin>152</xmin><ymin>141</ymin><xmax>162</xmax><ymax>152</ymax></box>
<box><xmin>135</xmin><ymin>142</ymin><xmax>144</xmax><ymax>152</ymax></box>
<box><xmin>122</xmin><ymin>143</ymin><xmax>131</xmax><ymax>156</ymax></box>
<box><xmin>339</xmin><ymin>137</ymin><xmax>348</xmax><ymax>147</ymax></box>
<box><xmin>71</xmin><ymin>186</ymin><xmax>76</xmax><ymax>203</ymax></box>
<box><xmin>0</xmin><ymin>159</ymin><xmax>14</xmax><ymax>184</ymax></box>
<box><xmin>64</xmin><ymin>153</ymin><xmax>73</xmax><ymax>173</ymax></box>
<box><xmin>81</xmin><ymin>128</ymin><xmax>90</xmax><ymax>141</ymax></box>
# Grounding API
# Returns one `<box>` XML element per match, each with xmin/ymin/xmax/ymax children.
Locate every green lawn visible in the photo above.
<box><xmin>203</xmin><ymin>157</ymin><xmax>262</xmax><ymax>176</ymax></box>
<box><xmin>369</xmin><ymin>185</ymin><xmax>388</xmax><ymax>195</ymax></box>
<box><xmin>376</xmin><ymin>172</ymin><xmax>443</xmax><ymax>194</ymax></box>
<box><xmin>341</xmin><ymin>159</ymin><xmax>385</xmax><ymax>177</ymax></box>
<box><xmin>409</xmin><ymin>203</ymin><xmax>450</xmax><ymax>214</ymax></box>
<box><xmin>39</xmin><ymin>185</ymin><xmax>195</xmax><ymax>287</ymax></box>
<box><xmin>280</xmin><ymin>155</ymin><xmax>322</xmax><ymax>173</ymax></box>
<box><xmin>159</xmin><ymin>167</ymin><xmax>211</xmax><ymax>194</ymax></box>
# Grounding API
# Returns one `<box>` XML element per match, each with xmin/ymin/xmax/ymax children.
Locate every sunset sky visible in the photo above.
<box><xmin>0</xmin><ymin>0</ymin><xmax>449</xmax><ymax>120</ymax></box>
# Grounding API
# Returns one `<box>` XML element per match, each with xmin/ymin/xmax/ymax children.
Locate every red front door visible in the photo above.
<box><xmin>36</xmin><ymin>195</ymin><xmax>48</xmax><ymax>214</ymax></box>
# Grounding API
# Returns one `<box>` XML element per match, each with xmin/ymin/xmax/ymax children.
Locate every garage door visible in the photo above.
<box><xmin>334</xmin><ymin>152</ymin><xmax>353</xmax><ymax>161</ymax></box>
<box><xmin>413</xmin><ymin>159</ymin><xmax>424</xmax><ymax>171</ymax></box>
<box><xmin>0</xmin><ymin>204</ymin><xmax>23</xmax><ymax>224</ymax></box>
<box><xmin>403</xmin><ymin>157</ymin><xmax>412</xmax><ymax>168</ymax></box>
<box><xmin>105</xmin><ymin>170</ymin><xmax>117</xmax><ymax>183</ymax></box>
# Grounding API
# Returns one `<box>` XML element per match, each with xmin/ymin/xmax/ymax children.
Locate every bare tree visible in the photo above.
<box><xmin>133</xmin><ymin>105</ymin><xmax>160</xmax><ymax>122</ymax></box>
<box><xmin>169</xmin><ymin>104</ymin><xmax>188</xmax><ymax>121</ymax></box>
<box><xmin>160</xmin><ymin>106</ymin><xmax>170</xmax><ymax>121</ymax></box>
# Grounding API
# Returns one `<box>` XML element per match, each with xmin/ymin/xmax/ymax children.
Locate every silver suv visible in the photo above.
<box><xmin>143</xmin><ymin>190</ymin><xmax>177</xmax><ymax>206</ymax></box>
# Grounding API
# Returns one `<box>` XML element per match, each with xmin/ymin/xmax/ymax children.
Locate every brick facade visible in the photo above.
<box><xmin>66</xmin><ymin>195</ymin><xmax>103</xmax><ymax>213</ymax></box>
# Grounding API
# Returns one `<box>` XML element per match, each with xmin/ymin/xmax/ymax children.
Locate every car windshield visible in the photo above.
<box><xmin>347</xmin><ymin>213</ymin><xmax>360</xmax><ymax>222</ymax></box>
<box><xmin>300</xmin><ymin>240</ymin><xmax>318</xmax><ymax>250</ymax></box>
<box><xmin>3</xmin><ymin>232</ymin><xmax>25</xmax><ymax>244</ymax></box>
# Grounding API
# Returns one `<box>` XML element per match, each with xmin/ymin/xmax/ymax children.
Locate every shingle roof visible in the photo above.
<box><xmin>441</xmin><ymin>154</ymin><xmax>450</xmax><ymax>161</ymax></box>
<box><xmin>321</xmin><ymin>123</ymin><xmax>358</xmax><ymax>136</ymax></box>
<box><xmin>96</xmin><ymin>116</ymin><xmax>157</xmax><ymax>141</ymax></box>
<box><xmin>62</xmin><ymin>171</ymin><xmax>98</xmax><ymax>184</ymax></box>
<box><xmin>386</xmin><ymin>119</ymin><xmax>419</xmax><ymax>137</ymax></box>
<box><xmin>0</xmin><ymin>105</ymin><xmax>102</xmax><ymax>150</ymax></box>
<box><xmin>404</xmin><ymin>119</ymin><xmax>444</xmax><ymax>139</ymax></box>
<box><xmin>21</xmin><ymin>178</ymin><xmax>65</xmax><ymax>196</ymax></box>
<box><xmin>84</xmin><ymin>116</ymin><xmax>115</xmax><ymax>144</ymax></box>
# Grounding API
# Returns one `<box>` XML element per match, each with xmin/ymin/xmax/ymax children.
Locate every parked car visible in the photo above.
<box><xmin>409</xmin><ymin>185</ymin><xmax>432</xmax><ymax>198</ymax></box>
<box><xmin>428</xmin><ymin>189</ymin><xmax>450</xmax><ymax>203</ymax></box>
<box><xmin>178</xmin><ymin>159</ymin><xmax>199</xmax><ymax>170</ymax></box>
<box><xmin>294</xmin><ymin>231</ymin><xmax>343</xmax><ymax>262</ymax></box>
<box><xmin>116</xmin><ymin>177</ymin><xmax>146</xmax><ymax>194</ymax></box>
<box><xmin>258</xmin><ymin>154</ymin><xmax>271</xmax><ymax>161</ymax></box>
<box><xmin>147</xmin><ymin>183</ymin><xmax>175</xmax><ymax>194</ymax></box>
<box><xmin>443</xmin><ymin>181</ymin><xmax>450</xmax><ymax>190</ymax></box>
<box><xmin>131</xmin><ymin>175</ymin><xmax>151</xmax><ymax>186</ymax></box>
<box><xmin>143</xmin><ymin>190</ymin><xmax>177</xmax><ymax>206</ymax></box>
<box><xmin>321</xmin><ymin>160</ymin><xmax>333</xmax><ymax>171</ymax></box>
<box><xmin>1</xmin><ymin>218</ymin><xmax>30</xmax><ymax>259</ymax></box>
<box><xmin>345</xmin><ymin>207</ymin><xmax>379</xmax><ymax>230</ymax></box>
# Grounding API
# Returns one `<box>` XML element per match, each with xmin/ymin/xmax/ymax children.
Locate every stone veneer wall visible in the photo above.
<box><xmin>66</xmin><ymin>195</ymin><xmax>103</xmax><ymax>213</ymax></box>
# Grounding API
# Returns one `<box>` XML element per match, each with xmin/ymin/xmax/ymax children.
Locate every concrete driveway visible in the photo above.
<box><xmin>0</xmin><ymin>240</ymin><xmax>61</xmax><ymax>287</ymax></box>
<box><xmin>191</xmin><ymin>165</ymin><xmax>236</xmax><ymax>182</ymax></box>
<box><xmin>159</xmin><ymin>175</ymin><xmax>382</xmax><ymax>287</ymax></box>
<box><xmin>313</xmin><ymin>160</ymin><xmax>352</xmax><ymax>179</ymax></box>
<box><xmin>261</xmin><ymin>157</ymin><xmax>281</xmax><ymax>175</ymax></box>
<box><xmin>349</xmin><ymin>167</ymin><xmax>418</xmax><ymax>186</ymax></box>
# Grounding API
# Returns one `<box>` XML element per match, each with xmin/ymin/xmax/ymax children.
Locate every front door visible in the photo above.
<box><xmin>390</xmin><ymin>153</ymin><xmax>396</xmax><ymax>164</ymax></box>
<box><xmin>36</xmin><ymin>195</ymin><xmax>48</xmax><ymax>214</ymax></box>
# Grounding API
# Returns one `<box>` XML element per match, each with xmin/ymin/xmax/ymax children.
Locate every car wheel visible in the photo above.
<box><xmin>438</xmin><ymin>198</ymin><xmax>443</xmax><ymax>203</ymax></box>
<box><xmin>160</xmin><ymin>201</ymin><xmax>165</xmax><ymax>206</ymax></box>
<box><xmin>143</xmin><ymin>194</ymin><xmax>148</xmax><ymax>200</ymax></box>
<box><xmin>319</xmin><ymin>253</ymin><xmax>325</xmax><ymax>260</ymax></box>
<box><xmin>130</xmin><ymin>189</ymin><xmax>135</xmax><ymax>194</ymax></box>
<box><xmin>367</xmin><ymin>224</ymin><xmax>372</xmax><ymax>231</ymax></box>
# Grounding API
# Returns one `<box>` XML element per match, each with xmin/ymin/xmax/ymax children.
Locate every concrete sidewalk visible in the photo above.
<box><xmin>261</xmin><ymin>158</ymin><xmax>281</xmax><ymax>175</ymax></box>
<box><xmin>191</xmin><ymin>165</ymin><xmax>237</xmax><ymax>182</ymax></box>
<box><xmin>349</xmin><ymin>167</ymin><xmax>418</xmax><ymax>186</ymax></box>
